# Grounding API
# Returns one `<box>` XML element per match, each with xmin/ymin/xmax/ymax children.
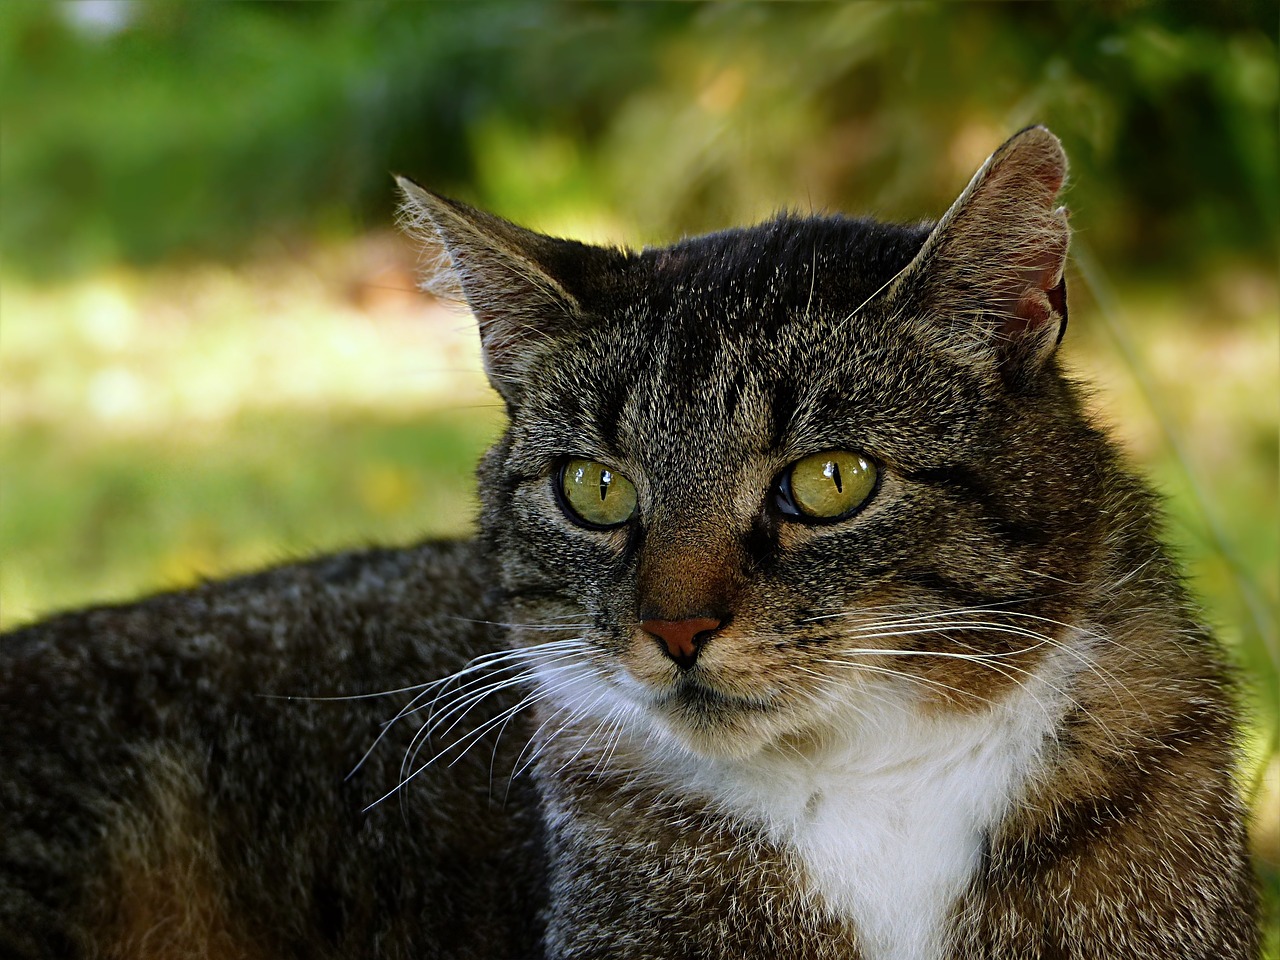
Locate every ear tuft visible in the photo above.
<box><xmin>395</xmin><ymin>176</ymin><xmax>586</xmax><ymax>404</ymax></box>
<box><xmin>394</xmin><ymin>175</ymin><xmax>468</xmax><ymax>305</ymax></box>
<box><xmin>887</xmin><ymin>126</ymin><xmax>1071</xmax><ymax>380</ymax></box>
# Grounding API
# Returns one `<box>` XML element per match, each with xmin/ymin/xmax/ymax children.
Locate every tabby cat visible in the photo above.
<box><xmin>0</xmin><ymin>127</ymin><xmax>1260</xmax><ymax>959</ymax></box>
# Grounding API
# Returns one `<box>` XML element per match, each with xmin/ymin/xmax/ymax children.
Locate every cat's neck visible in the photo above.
<box><xmin>615</xmin><ymin>642</ymin><xmax>1082</xmax><ymax>960</ymax></box>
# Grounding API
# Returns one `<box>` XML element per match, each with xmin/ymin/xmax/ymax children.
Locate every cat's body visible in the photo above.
<box><xmin>0</xmin><ymin>128</ymin><xmax>1260</xmax><ymax>958</ymax></box>
<box><xmin>1</xmin><ymin>542</ymin><xmax>546</xmax><ymax>958</ymax></box>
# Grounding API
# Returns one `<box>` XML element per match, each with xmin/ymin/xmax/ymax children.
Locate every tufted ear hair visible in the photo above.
<box><xmin>396</xmin><ymin>176</ymin><xmax>607</xmax><ymax>405</ymax></box>
<box><xmin>885</xmin><ymin>126</ymin><xmax>1070</xmax><ymax>383</ymax></box>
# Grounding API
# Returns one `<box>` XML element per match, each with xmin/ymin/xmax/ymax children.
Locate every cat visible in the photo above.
<box><xmin>0</xmin><ymin>126</ymin><xmax>1261</xmax><ymax>959</ymax></box>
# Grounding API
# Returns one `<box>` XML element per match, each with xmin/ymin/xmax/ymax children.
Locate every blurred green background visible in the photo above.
<box><xmin>1</xmin><ymin>0</ymin><xmax>1276</xmax><ymax>943</ymax></box>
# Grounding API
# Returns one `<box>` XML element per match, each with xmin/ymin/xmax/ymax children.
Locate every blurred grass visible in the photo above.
<box><xmin>0</xmin><ymin>411</ymin><xmax>500</xmax><ymax>625</ymax></box>
<box><xmin>0</xmin><ymin>232</ymin><xmax>503</xmax><ymax>624</ymax></box>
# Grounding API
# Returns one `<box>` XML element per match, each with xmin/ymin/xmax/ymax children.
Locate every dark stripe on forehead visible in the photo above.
<box><xmin>640</xmin><ymin>215</ymin><xmax>931</xmax><ymax>339</ymax></box>
<box><xmin>768</xmin><ymin>376</ymin><xmax>799</xmax><ymax>451</ymax></box>
<box><xmin>593</xmin><ymin>373</ymin><xmax>632</xmax><ymax>451</ymax></box>
<box><xmin>721</xmin><ymin>365</ymin><xmax>750</xmax><ymax>423</ymax></box>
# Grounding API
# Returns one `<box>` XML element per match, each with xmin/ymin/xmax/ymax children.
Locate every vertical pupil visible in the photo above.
<box><xmin>824</xmin><ymin>460</ymin><xmax>843</xmax><ymax>493</ymax></box>
<box><xmin>599</xmin><ymin>469</ymin><xmax>612</xmax><ymax>502</ymax></box>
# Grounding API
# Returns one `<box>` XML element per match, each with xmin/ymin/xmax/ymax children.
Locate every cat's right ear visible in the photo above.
<box><xmin>396</xmin><ymin>177</ymin><xmax>595</xmax><ymax>404</ymax></box>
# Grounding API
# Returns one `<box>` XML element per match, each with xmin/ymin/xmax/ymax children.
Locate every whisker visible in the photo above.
<box><xmin>818</xmin><ymin>638</ymin><xmax>1122</xmax><ymax>750</ymax></box>
<box><xmin>347</xmin><ymin>640</ymin><xmax>592</xmax><ymax>780</ymax></box>
<box><xmin>791</xmin><ymin>602</ymin><xmax>1141</xmax><ymax>717</ymax></box>
<box><xmin>405</xmin><ymin>656</ymin><xmax>594</xmax><ymax>778</ymax></box>
<box><xmin>370</xmin><ymin>679</ymin><xmax>567</xmax><ymax>813</ymax></box>
<box><xmin>815</xmin><ymin>658</ymin><xmax>1000</xmax><ymax>708</ymax></box>
<box><xmin>445</xmin><ymin>614</ymin><xmax>597</xmax><ymax>631</ymax></box>
<box><xmin>428</xmin><ymin>660</ymin><xmax>590</xmax><ymax>755</ymax></box>
<box><xmin>259</xmin><ymin>680</ymin><xmax>436</xmax><ymax>703</ymax></box>
<box><xmin>545</xmin><ymin>691</ymin><xmax>619</xmax><ymax>778</ymax></box>
<box><xmin>417</xmin><ymin>651</ymin><xmax>589</xmax><ymax>738</ymax></box>
<box><xmin>512</xmin><ymin>682</ymin><xmax>607</xmax><ymax>780</ymax></box>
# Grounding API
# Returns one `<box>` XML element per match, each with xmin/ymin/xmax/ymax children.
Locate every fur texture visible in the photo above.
<box><xmin>1</xmin><ymin>127</ymin><xmax>1260</xmax><ymax>958</ymax></box>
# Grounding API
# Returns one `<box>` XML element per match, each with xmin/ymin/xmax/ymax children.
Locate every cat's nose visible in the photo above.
<box><xmin>641</xmin><ymin>617</ymin><xmax>722</xmax><ymax>670</ymax></box>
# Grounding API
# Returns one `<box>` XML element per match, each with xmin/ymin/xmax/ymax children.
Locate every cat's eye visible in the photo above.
<box><xmin>776</xmin><ymin>451</ymin><xmax>877</xmax><ymax>521</ymax></box>
<box><xmin>558</xmin><ymin>458</ymin><xmax>639</xmax><ymax>529</ymax></box>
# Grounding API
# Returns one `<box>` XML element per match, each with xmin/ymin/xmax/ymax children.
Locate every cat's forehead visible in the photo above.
<box><xmin>523</xmin><ymin>216</ymin><xmax>958</xmax><ymax>472</ymax></box>
<box><xmin>540</xmin><ymin>215</ymin><xmax>938</xmax><ymax>448</ymax></box>
<box><xmin>628</xmin><ymin>214</ymin><xmax>931</xmax><ymax>338</ymax></box>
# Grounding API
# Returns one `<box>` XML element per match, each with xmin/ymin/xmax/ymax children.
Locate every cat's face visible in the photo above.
<box><xmin>403</xmin><ymin>127</ymin><xmax>1107</xmax><ymax>760</ymax></box>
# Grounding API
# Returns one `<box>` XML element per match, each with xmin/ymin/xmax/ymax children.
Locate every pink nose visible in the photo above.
<box><xmin>641</xmin><ymin>617</ymin><xmax>722</xmax><ymax>669</ymax></box>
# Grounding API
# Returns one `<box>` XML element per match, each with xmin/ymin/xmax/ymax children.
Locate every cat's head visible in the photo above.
<box><xmin>401</xmin><ymin>127</ymin><xmax>1111</xmax><ymax>761</ymax></box>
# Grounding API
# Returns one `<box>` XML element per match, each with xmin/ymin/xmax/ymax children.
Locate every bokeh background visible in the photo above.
<box><xmin>1</xmin><ymin>0</ymin><xmax>1276</xmax><ymax>942</ymax></box>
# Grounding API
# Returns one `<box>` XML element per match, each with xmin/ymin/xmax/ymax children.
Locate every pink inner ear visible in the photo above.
<box><xmin>1025</xmin><ymin>157</ymin><xmax>1065</xmax><ymax>198</ymax></box>
<box><xmin>1007</xmin><ymin>288</ymin><xmax>1054</xmax><ymax>338</ymax></box>
<box><xmin>1000</xmin><ymin>214</ymin><xmax>1068</xmax><ymax>335</ymax></box>
<box><xmin>1005</xmin><ymin>272</ymin><xmax>1068</xmax><ymax>342</ymax></box>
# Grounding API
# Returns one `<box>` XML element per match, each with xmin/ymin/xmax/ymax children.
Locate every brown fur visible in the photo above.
<box><xmin>86</xmin><ymin>749</ymin><xmax>259</xmax><ymax>960</ymax></box>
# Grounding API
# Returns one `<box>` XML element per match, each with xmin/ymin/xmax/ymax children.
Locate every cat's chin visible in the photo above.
<box><xmin>628</xmin><ymin>681</ymin><xmax>800</xmax><ymax>762</ymax></box>
<box><xmin>602</xmin><ymin>661</ymin><xmax>837</xmax><ymax>761</ymax></box>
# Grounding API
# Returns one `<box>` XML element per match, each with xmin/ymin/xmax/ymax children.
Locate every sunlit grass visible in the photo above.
<box><xmin>0</xmin><ymin>412</ymin><xmax>499</xmax><ymax>625</ymax></box>
<box><xmin>1</xmin><ymin>234</ymin><xmax>506</xmax><ymax>623</ymax></box>
<box><xmin>1</xmin><ymin>238</ymin><xmax>1276</xmax><ymax>942</ymax></box>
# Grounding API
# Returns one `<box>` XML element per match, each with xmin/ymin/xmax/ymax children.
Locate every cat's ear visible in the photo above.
<box><xmin>396</xmin><ymin>176</ymin><xmax>592</xmax><ymax>403</ymax></box>
<box><xmin>886</xmin><ymin>126</ymin><xmax>1070</xmax><ymax>382</ymax></box>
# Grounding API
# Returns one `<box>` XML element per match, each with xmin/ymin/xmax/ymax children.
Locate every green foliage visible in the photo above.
<box><xmin>1</xmin><ymin>1</ymin><xmax>1274</xmax><ymax>277</ymax></box>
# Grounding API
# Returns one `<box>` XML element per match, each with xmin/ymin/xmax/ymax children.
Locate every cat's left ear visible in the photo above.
<box><xmin>396</xmin><ymin>176</ymin><xmax>608</xmax><ymax>405</ymax></box>
<box><xmin>886</xmin><ymin>126</ymin><xmax>1070</xmax><ymax>382</ymax></box>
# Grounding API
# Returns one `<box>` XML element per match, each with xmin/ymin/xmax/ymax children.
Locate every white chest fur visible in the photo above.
<box><xmin>681</xmin><ymin>658</ymin><xmax>1070</xmax><ymax>960</ymax></box>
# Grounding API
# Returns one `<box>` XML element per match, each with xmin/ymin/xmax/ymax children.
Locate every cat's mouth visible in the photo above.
<box><xmin>655</xmin><ymin>674</ymin><xmax>775</xmax><ymax>718</ymax></box>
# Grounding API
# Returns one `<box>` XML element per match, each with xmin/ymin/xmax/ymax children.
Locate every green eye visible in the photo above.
<box><xmin>559</xmin><ymin>458</ymin><xmax>638</xmax><ymax>529</ymax></box>
<box><xmin>780</xmin><ymin>451</ymin><xmax>877</xmax><ymax>521</ymax></box>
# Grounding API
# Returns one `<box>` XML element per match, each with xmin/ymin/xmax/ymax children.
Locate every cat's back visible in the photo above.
<box><xmin>0</xmin><ymin>539</ymin><xmax>547</xmax><ymax>959</ymax></box>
